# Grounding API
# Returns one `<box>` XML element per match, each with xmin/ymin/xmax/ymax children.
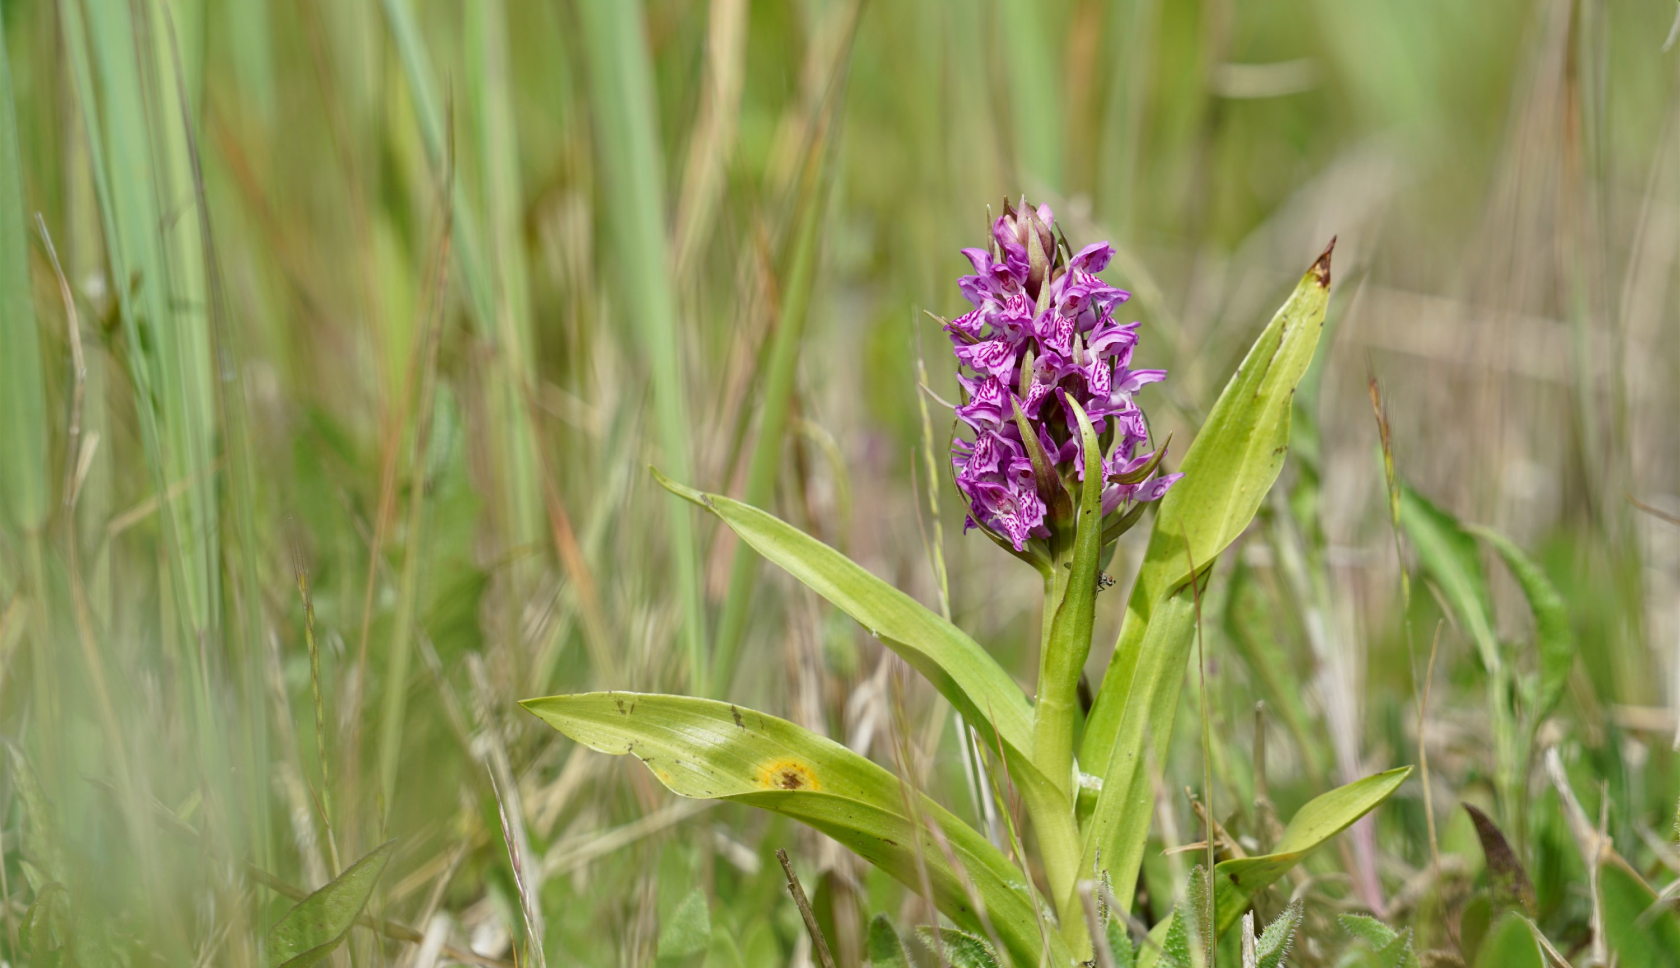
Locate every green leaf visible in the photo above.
<box><xmin>1253</xmin><ymin>899</ymin><xmax>1302</xmax><ymax>968</ymax></box>
<box><xmin>1080</xmin><ymin>246</ymin><xmax>1333</xmax><ymax>907</ymax></box>
<box><xmin>1471</xmin><ymin>914</ymin><xmax>1544</xmax><ymax>968</ymax></box>
<box><xmin>6</xmin><ymin>745</ymin><xmax>65</xmax><ymax>884</ymax></box>
<box><xmin>1470</xmin><ymin>525</ymin><xmax>1576</xmax><ymax>722</ymax></box>
<box><xmin>1398</xmin><ymin>485</ymin><xmax>1498</xmax><ymax>674</ymax></box>
<box><xmin>20</xmin><ymin>882</ymin><xmax>71</xmax><ymax>955</ymax></box>
<box><xmin>1340</xmin><ymin>915</ymin><xmax>1420</xmax><ymax>968</ymax></box>
<box><xmin>1398</xmin><ymin>484</ymin><xmax>1521</xmax><ymax>825</ymax></box>
<box><xmin>0</xmin><ymin>9</ymin><xmax>48</xmax><ymax>535</ymax></box>
<box><xmin>867</xmin><ymin>915</ymin><xmax>911</xmax><ymax>968</ymax></box>
<box><xmin>1211</xmin><ymin>767</ymin><xmax>1410</xmax><ymax>934</ymax></box>
<box><xmin>1140</xmin><ymin>765</ymin><xmax>1411</xmax><ymax>962</ymax></box>
<box><xmin>521</xmin><ymin>692</ymin><xmax>1069</xmax><ymax>967</ymax></box>
<box><xmin>918</xmin><ymin>926</ymin><xmax>1004</xmax><ymax>968</ymax></box>
<box><xmin>658</xmin><ymin>887</ymin><xmax>712</xmax><ymax>960</ymax></box>
<box><xmin>650</xmin><ymin>473</ymin><xmax>1080</xmax><ymax>932</ymax></box>
<box><xmin>1108</xmin><ymin>919</ymin><xmax>1137</xmax><ymax>968</ymax></box>
<box><xmin>266</xmin><ymin>840</ymin><xmax>396</xmax><ymax>968</ymax></box>
<box><xmin>1157</xmin><ymin>889</ymin><xmax>1196</xmax><ymax>968</ymax></box>
<box><xmin>656</xmin><ymin>472</ymin><xmax>1033</xmax><ymax>757</ymax></box>
<box><xmin>1339</xmin><ymin>913</ymin><xmax>1399</xmax><ymax>949</ymax></box>
<box><xmin>1598</xmin><ymin>852</ymin><xmax>1680</xmax><ymax>968</ymax></box>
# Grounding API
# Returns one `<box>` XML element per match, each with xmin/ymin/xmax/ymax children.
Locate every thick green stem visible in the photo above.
<box><xmin>1029</xmin><ymin>402</ymin><xmax>1107</xmax><ymax>952</ymax></box>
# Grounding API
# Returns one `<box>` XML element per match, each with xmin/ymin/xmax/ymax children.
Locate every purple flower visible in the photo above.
<box><xmin>945</xmin><ymin>198</ymin><xmax>1178</xmax><ymax>554</ymax></box>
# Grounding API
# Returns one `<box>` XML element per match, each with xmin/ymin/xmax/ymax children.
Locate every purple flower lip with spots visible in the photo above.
<box><xmin>945</xmin><ymin>198</ymin><xmax>1180</xmax><ymax>555</ymax></box>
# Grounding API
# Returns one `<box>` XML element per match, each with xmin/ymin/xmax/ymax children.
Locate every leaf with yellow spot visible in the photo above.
<box><xmin>522</xmin><ymin>692</ymin><xmax>1069</xmax><ymax>966</ymax></box>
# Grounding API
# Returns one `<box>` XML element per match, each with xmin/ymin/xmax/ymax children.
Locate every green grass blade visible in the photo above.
<box><xmin>1398</xmin><ymin>485</ymin><xmax>1499</xmax><ymax>672</ymax></box>
<box><xmin>712</xmin><ymin>6</ymin><xmax>858</xmax><ymax>692</ymax></box>
<box><xmin>1470</xmin><ymin>525</ymin><xmax>1576</xmax><ymax>722</ymax></box>
<box><xmin>1398</xmin><ymin>485</ymin><xmax>1520</xmax><ymax>827</ymax></box>
<box><xmin>1080</xmin><ymin>245</ymin><xmax>1333</xmax><ymax>910</ymax></box>
<box><xmin>574</xmin><ymin>0</ymin><xmax>707</xmax><ymax>691</ymax></box>
<box><xmin>0</xmin><ymin>8</ymin><xmax>48</xmax><ymax>537</ymax></box>
<box><xmin>998</xmin><ymin>0</ymin><xmax>1063</xmax><ymax>189</ymax></box>
<box><xmin>521</xmin><ymin>692</ymin><xmax>1068</xmax><ymax>967</ymax></box>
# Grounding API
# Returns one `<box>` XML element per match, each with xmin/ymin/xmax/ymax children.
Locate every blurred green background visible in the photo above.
<box><xmin>1</xmin><ymin>0</ymin><xmax>1678</xmax><ymax>963</ymax></box>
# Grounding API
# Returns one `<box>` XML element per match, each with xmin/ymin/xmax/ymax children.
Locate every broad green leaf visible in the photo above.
<box><xmin>266</xmin><ymin>840</ymin><xmax>396</xmax><ymax>968</ymax></box>
<box><xmin>656</xmin><ymin>472</ymin><xmax>1032</xmax><ymax>756</ymax></box>
<box><xmin>1471</xmin><ymin>914</ymin><xmax>1544</xmax><ymax>968</ymax></box>
<box><xmin>867</xmin><ymin>915</ymin><xmax>911</xmax><ymax>968</ymax></box>
<box><xmin>1081</xmin><ymin>247</ymin><xmax>1333</xmax><ymax>906</ymax></box>
<box><xmin>0</xmin><ymin>10</ymin><xmax>48</xmax><ymax>534</ymax></box>
<box><xmin>654</xmin><ymin>472</ymin><xmax>1076</xmax><ymax>895</ymax></box>
<box><xmin>1140</xmin><ymin>766</ymin><xmax>1410</xmax><ymax>965</ymax></box>
<box><xmin>658</xmin><ymin>887</ymin><xmax>712</xmax><ymax>960</ymax></box>
<box><xmin>521</xmin><ymin>692</ymin><xmax>1069</xmax><ymax>967</ymax></box>
<box><xmin>1598</xmin><ymin>852</ymin><xmax>1680</xmax><ymax>968</ymax></box>
<box><xmin>1397</xmin><ymin>485</ymin><xmax>1498</xmax><ymax>674</ymax></box>
<box><xmin>1471</xmin><ymin>526</ymin><xmax>1575</xmax><ymax>721</ymax></box>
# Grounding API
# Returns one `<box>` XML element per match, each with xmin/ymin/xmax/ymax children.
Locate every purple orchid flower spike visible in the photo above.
<box><xmin>943</xmin><ymin>199</ymin><xmax>1179</xmax><ymax>561</ymax></box>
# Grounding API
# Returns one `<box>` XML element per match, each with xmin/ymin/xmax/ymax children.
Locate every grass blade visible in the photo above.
<box><xmin>573</xmin><ymin>0</ymin><xmax>708</xmax><ymax>691</ymax></box>
<box><xmin>712</xmin><ymin>0</ymin><xmax>861</xmax><ymax>692</ymax></box>
<box><xmin>0</xmin><ymin>8</ymin><xmax>48</xmax><ymax>538</ymax></box>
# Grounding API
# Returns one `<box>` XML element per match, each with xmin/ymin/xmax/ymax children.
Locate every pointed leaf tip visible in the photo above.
<box><xmin>1312</xmin><ymin>237</ymin><xmax>1335</xmax><ymax>288</ymax></box>
<box><xmin>650</xmin><ymin>466</ymin><xmax>708</xmax><ymax>508</ymax></box>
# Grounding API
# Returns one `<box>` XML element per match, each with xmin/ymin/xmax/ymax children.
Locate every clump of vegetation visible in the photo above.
<box><xmin>1</xmin><ymin>0</ymin><xmax>1677</xmax><ymax>965</ymax></box>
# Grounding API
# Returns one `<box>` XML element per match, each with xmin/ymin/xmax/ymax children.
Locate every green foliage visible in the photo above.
<box><xmin>1470</xmin><ymin>525</ymin><xmax>1577</xmax><ymax>724</ymax></box>
<box><xmin>1598</xmin><ymin>853</ymin><xmax>1680</xmax><ymax>968</ymax></box>
<box><xmin>658</xmin><ymin>887</ymin><xmax>713</xmax><ymax>960</ymax></box>
<box><xmin>867</xmin><ymin>915</ymin><xmax>912</xmax><ymax>968</ymax></box>
<box><xmin>1471</xmin><ymin>914</ymin><xmax>1545</xmax><ymax>968</ymax></box>
<box><xmin>521</xmin><ymin>692</ymin><xmax>1067</xmax><ymax>965</ymax></box>
<box><xmin>1080</xmin><ymin>250</ymin><xmax>1332</xmax><ymax>908</ymax></box>
<box><xmin>1336</xmin><ymin>915</ymin><xmax>1420</xmax><ymax>968</ymax></box>
<box><xmin>917</xmin><ymin>926</ymin><xmax>1004</xmax><ymax>968</ymax></box>
<box><xmin>1</xmin><ymin>0</ymin><xmax>1672</xmax><ymax>963</ymax></box>
<box><xmin>265</xmin><ymin>841</ymin><xmax>396</xmax><ymax>968</ymax></box>
<box><xmin>0</xmin><ymin>9</ymin><xmax>47</xmax><ymax>536</ymax></box>
<box><xmin>1141</xmin><ymin>766</ymin><xmax>1409</xmax><ymax>958</ymax></box>
<box><xmin>1248</xmin><ymin>900</ymin><xmax>1303</xmax><ymax>968</ymax></box>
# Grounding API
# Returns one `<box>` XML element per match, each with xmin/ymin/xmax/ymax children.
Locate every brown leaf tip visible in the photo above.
<box><xmin>1311</xmin><ymin>236</ymin><xmax>1336</xmax><ymax>288</ymax></box>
